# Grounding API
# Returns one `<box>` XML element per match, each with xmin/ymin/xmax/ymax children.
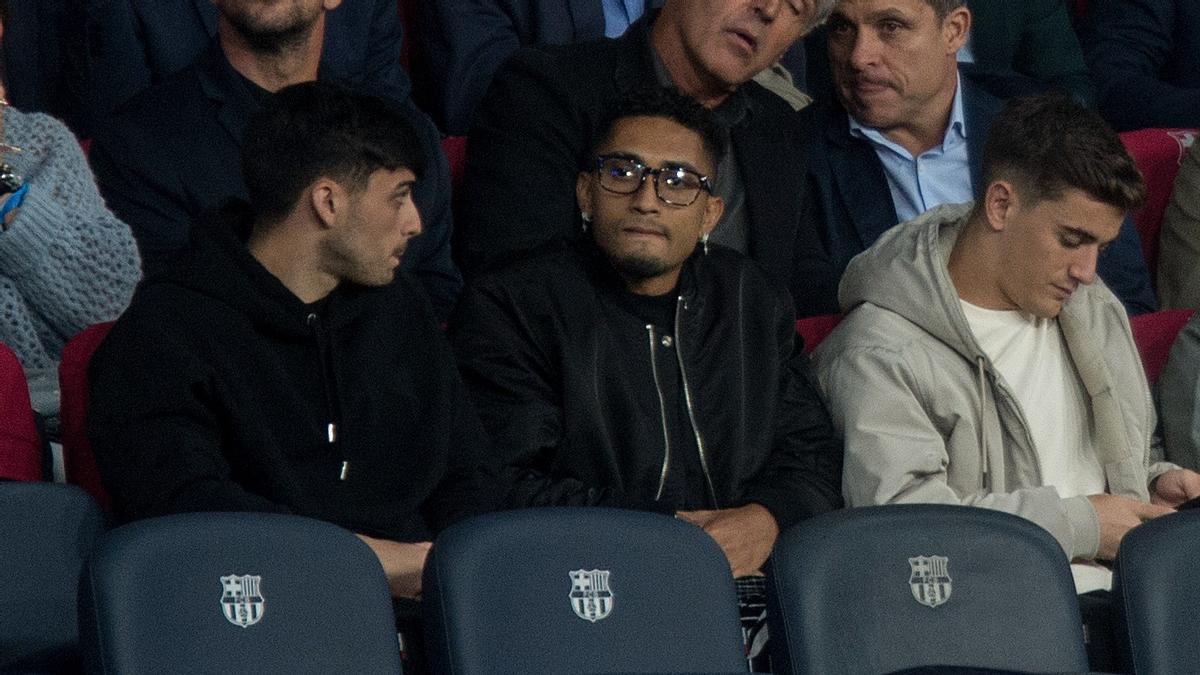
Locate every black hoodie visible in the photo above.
<box><xmin>88</xmin><ymin>203</ymin><xmax>500</xmax><ymax>541</ymax></box>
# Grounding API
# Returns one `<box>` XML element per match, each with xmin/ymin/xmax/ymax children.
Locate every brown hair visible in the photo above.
<box><xmin>978</xmin><ymin>94</ymin><xmax>1146</xmax><ymax>212</ymax></box>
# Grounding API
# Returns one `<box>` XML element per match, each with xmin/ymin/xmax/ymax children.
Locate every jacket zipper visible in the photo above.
<box><xmin>646</xmin><ymin>325</ymin><xmax>673</xmax><ymax>501</ymax></box>
<box><xmin>674</xmin><ymin>296</ymin><xmax>719</xmax><ymax>508</ymax></box>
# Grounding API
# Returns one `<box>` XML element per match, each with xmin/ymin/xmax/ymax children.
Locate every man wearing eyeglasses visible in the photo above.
<box><xmin>459</xmin><ymin>0</ymin><xmax>842</xmax><ymax>319</ymax></box>
<box><xmin>450</xmin><ymin>86</ymin><xmax>843</xmax><ymax>592</ymax></box>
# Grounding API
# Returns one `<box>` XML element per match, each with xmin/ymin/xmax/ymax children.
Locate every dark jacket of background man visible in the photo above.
<box><xmin>460</xmin><ymin>13</ymin><xmax>838</xmax><ymax>318</ymax></box>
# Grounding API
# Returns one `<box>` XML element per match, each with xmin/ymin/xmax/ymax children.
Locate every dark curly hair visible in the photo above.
<box><xmin>592</xmin><ymin>85</ymin><xmax>728</xmax><ymax>173</ymax></box>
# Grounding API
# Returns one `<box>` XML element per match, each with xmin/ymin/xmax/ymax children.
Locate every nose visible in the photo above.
<box><xmin>1069</xmin><ymin>246</ymin><xmax>1099</xmax><ymax>286</ymax></box>
<box><xmin>401</xmin><ymin>204</ymin><xmax>423</xmax><ymax>239</ymax></box>
<box><xmin>846</xmin><ymin>28</ymin><xmax>880</xmax><ymax>71</ymax></box>
<box><xmin>630</xmin><ymin>175</ymin><xmax>661</xmax><ymax>213</ymax></box>
<box><xmin>751</xmin><ymin>0</ymin><xmax>781</xmax><ymax>21</ymax></box>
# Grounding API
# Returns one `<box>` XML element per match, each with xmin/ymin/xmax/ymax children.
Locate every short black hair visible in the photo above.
<box><xmin>241</xmin><ymin>81</ymin><xmax>426</xmax><ymax>225</ymax></box>
<box><xmin>0</xmin><ymin>0</ymin><xmax>8</xmax><ymax>25</ymax></box>
<box><xmin>925</xmin><ymin>0</ymin><xmax>966</xmax><ymax>19</ymax></box>
<box><xmin>592</xmin><ymin>86</ymin><xmax>727</xmax><ymax>174</ymax></box>
<box><xmin>979</xmin><ymin>94</ymin><xmax>1145</xmax><ymax>212</ymax></box>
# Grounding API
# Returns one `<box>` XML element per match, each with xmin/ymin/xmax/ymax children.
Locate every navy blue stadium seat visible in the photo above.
<box><xmin>766</xmin><ymin>504</ymin><xmax>1089</xmax><ymax>675</ymax></box>
<box><xmin>1113</xmin><ymin>511</ymin><xmax>1200</xmax><ymax>675</ymax></box>
<box><xmin>0</xmin><ymin>482</ymin><xmax>105</xmax><ymax>672</ymax></box>
<box><xmin>422</xmin><ymin>507</ymin><xmax>747</xmax><ymax>674</ymax></box>
<box><xmin>78</xmin><ymin>512</ymin><xmax>402</xmax><ymax>674</ymax></box>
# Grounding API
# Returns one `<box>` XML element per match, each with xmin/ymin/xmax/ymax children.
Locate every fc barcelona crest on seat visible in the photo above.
<box><xmin>569</xmin><ymin>569</ymin><xmax>613</xmax><ymax>623</ymax></box>
<box><xmin>908</xmin><ymin>556</ymin><xmax>952</xmax><ymax>608</ymax></box>
<box><xmin>220</xmin><ymin>574</ymin><xmax>265</xmax><ymax>627</ymax></box>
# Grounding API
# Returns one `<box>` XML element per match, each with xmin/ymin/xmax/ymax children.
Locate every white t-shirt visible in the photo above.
<box><xmin>960</xmin><ymin>301</ymin><xmax>1106</xmax><ymax>498</ymax></box>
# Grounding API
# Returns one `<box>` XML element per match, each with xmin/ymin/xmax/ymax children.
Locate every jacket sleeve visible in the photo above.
<box><xmin>0</xmin><ymin>115</ymin><xmax>141</xmax><ymax>348</ymax></box>
<box><xmin>1084</xmin><ymin>0</ymin><xmax>1200</xmax><ymax>131</ymax></box>
<box><xmin>89</xmin><ymin>117</ymin><xmax>193</xmax><ymax>276</ymax></box>
<box><xmin>87</xmin><ymin>315</ymin><xmax>292</xmax><ymax>522</ymax></box>
<box><xmin>738</xmin><ymin>294</ymin><xmax>843</xmax><ymax>531</ymax></box>
<box><xmin>459</xmin><ymin>48</ymin><xmax>591</xmax><ymax>274</ymax></box>
<box><xmin>1160</xmin><ymin>316</ymin><xmax>1200</xmax><ymax>472</ymax></box>
<box><xmin>1157</xmin><ymin>142</ymin><xmax>1200</xmax><ymax>309</ymax></box>
<box><xmin>818</xmin><ymin>342</ymin><xmax>1101</xmax><ymax>560</ymax></box>
<box><xmin>421</xmin><ymin>0</ymin><xmax>526</xmax><ymax>135</ymax></box>
<box><xmin>450</xmin><ymin>281</ymin><xmax>663</xmax><ymax>511</ymax></box>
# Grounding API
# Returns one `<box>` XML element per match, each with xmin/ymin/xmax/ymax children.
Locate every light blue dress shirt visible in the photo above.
<box><xmin>848</xmin><ymin>74</ymin><xmax>973</xmax><ymax>224</ymax></box>
<box><xmin>602</xmin><ymin>0</ymin><xmax>647</xmax><ymax>38</ymax></box>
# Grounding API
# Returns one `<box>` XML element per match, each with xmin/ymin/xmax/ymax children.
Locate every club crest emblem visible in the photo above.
<box><xmin>220</xmin><ymin>574</ymin><xmax>265</xmax><ymax>627</ymax></box>
<box><xmin>569</xmin><ymin>569</ymin><xmax>613</xmax><ymax>623</ymax></box>
<box><xmin>908</xmin><ymin>556</ymin><xmax>952</xmax><ymax>609</ymax></box>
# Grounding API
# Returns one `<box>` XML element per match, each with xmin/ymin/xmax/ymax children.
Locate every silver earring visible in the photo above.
<box><xmin>581</xmin><ymin>211</ymin><xmax>592</xmax><ymax>232</ymax></box>
<box><xmin>700</xmin><ymin>232</ymin><xmax>710</xmax><ymax>255</ymax></box>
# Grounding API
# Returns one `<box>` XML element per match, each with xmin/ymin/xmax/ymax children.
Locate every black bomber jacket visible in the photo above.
<box><xmin>449</xmin><ymin>240</ymin><xmax>844</xmax><ymax>530</ymax></box>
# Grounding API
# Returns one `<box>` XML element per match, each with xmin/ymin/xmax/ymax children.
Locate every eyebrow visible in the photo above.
<box><xmin>831</xmin><ymin>6</ymin><xmax>915</xmax><ymax>23</ymax></box>
<box><xmin>866</xmin><ymin>8</ymin><xmax>917</xmax><ymax>24</ymax></box>
<box><xmin>602</xmin><ymin>151</ymin><xmax>706</xmax><ymax>176</ymax></box>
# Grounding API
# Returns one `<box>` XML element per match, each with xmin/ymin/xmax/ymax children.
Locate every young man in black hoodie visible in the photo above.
<box><xmin>88</xmin><ymin>82</ymin><xmax>501</xmax><ymax>603</ymax></box>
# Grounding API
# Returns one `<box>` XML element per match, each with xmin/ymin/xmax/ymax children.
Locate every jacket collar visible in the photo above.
<box><xmin>195</xmin><ymin>41</ymin><xmax>263</xmax><ymax>147</ymax></box>
<box><xmin>820</xmin><ymin>72</ymin><xmax>1002</xmax><ymax>253</ymax></box>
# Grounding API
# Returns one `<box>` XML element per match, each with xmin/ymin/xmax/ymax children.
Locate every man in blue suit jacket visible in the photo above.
<box><xmin>1081</xmin><ymin>0</ymin><xmax>1200</xmax><ymax>131</ymax></box>
<box><xmin>88</xmin><ymin>0</ymin><xmax>462</xmax><ymax>318</ymax></box>
<box><xmin>73</xmin><ymin>0</ymin><xmax>412</xmax><ymax>138</ymax></box>
<box><xmin>807</xmin><ymin>0</ymin><xmax>1155</xmax><ymax>315</ymax></box>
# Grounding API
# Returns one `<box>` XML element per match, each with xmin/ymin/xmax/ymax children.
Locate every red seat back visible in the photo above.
<box><xmin>1119</xmin><ymin>129</ymin><xmax>1198</xmax><ymax>280</ymax></box>
<box><xmin>58</xmin><ymin>323</ymin><xmax>115</xmax><ymax>510</ymax></box>
<box><xmin>0</xmin><ymin>343</ymin><xmax>41</xmax><ymax>481</ymax></box>
<box><xmin>796</xmin><ymin>314</ymin><xmax>844</xmax><ymax>353</ymax></box>
<box><xmin>441</xmin><ymin>136</ymin><xmax>468</xmax><ymax>190</ymax></box>
<box><xmin>1130</xmin><ymin>309</ymin><xmax>1195</xmax><ymax>385</ymax></box>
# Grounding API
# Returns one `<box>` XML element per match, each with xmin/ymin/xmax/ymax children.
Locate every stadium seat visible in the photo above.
<box><xmin>1119</xmin><ymin>128</ymin><xmax>1198</xmax><ymax>279</ymax></box>
<box><xmin>59</xmin><ymin>322</ymin><xmax>114</xmax><ymax>510</ymax></box>
<box><xmin>1130</xmin><ymin>308</ymin><xmax>1195</xmax><ymax>385</ymax></box>
<box><xmin>766</xmin><ymin>504</ymin><xmax>1088</xmax><ymax>675</ymax></box>
<box><xmin>796</xmin><ymin>313</ymin><xmax>843</xmax><ymax>353</ymax></box>
<box><xmin>422</xmin><ymin>507</ymin><xmax>747</xmax><ymax>675</ymax></box>
<box><xmin>0</xmin><ymin>482</ymin><xmax>106</xmax><ymax>672</ymax></box>
<box><xmin>78</xmin><ymin>512</ymin><xmax>401</xmax><ymax>674</ymax></box>
<box><xmin>1112</xmin><ymin>511</ymin><xmax>1200</xmax><ymax>675</ymax></box>
<box><xmin>0</xmin><ymin>342</ymin><xmax>41</xmax><ymax>481</ymax></box>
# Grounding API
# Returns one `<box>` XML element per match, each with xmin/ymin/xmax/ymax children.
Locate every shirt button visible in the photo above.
<box><xmin>661</xmin><ymin>335</ymin><xmax>673</xmax><ymax>348</ymax></box>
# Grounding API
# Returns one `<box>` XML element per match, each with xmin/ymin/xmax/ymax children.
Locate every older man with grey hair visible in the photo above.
<box><xmin>459</xmin><ymin>0</ymin><xmax>842</xmax><ymax>318</ymax></box>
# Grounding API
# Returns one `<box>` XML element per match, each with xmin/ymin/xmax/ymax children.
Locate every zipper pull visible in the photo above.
<box><xmin>339</xmin><ymin>461</ymin><xmax>350</xmax><ymax>481</ymax></box>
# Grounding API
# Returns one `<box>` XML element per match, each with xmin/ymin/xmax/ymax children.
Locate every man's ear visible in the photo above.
<box><xmin>943</xmin><ymin>6</ymin><xmax>972</xmax><ymax>55</ymax></box>
<box><xmin>322</xmin><ymin>0</ymin><xmax>343</xmax><ymax>10</ymax></box>
<box><xmin>701</xmin><ymin>195</ymin><xmax>725</xmax><ymax>238</ymax></box>
<box><xmin>983</xmin><ymin>180</ymin><xmax>1017</xmax><ymax>232</ymax></box>
<box><xmin>309</xmin><ymin>178</ymin><xmax>342</xmax><ymax>229</ymax></box>
<box><xmin>576</xmin><ymin>172</ymin><xmax>595</xmax><ymax>220</ymax></box>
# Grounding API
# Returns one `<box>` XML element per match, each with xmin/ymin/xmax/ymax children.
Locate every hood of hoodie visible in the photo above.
<box><xmin>838</xmin><ymin>202</ymin><xmax>990</xmax><ymax>365</ymax></box>
<box><xmin>142</xmin><ymin>201</ymin><xmax>374</xmax><ymax>340</ymax></box>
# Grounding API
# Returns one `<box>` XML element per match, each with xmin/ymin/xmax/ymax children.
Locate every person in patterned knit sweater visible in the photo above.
<box><xmin>0</xmin><ymin>0</ymin><xmax>141</xmax><ymax>418</ymax></box>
